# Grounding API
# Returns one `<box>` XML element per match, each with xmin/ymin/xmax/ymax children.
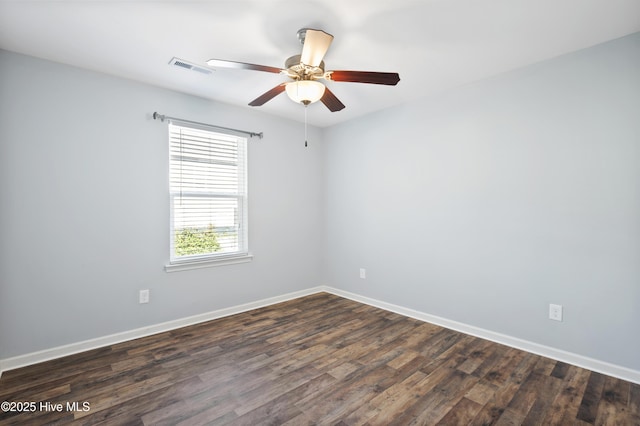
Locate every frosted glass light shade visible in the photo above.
<box><xmin>285</xmin><ymin>80</ymin><xmax>326</xmax><ymax>104</ymax></box>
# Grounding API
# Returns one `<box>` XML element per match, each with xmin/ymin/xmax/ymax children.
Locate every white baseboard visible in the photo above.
<box><xmin>324</xmin><ymin>287</ymin><xmax>640</xmax><ymax>385</ymax></box>
<box><xmin>0</xmin><ymin>286</ymin><xmax>325</xmax><ymax>378</ymax></box>
<box><xmin>2</xmin><ymin>285</ymin><xmax>639</xmax><ymax>385</ymax></box>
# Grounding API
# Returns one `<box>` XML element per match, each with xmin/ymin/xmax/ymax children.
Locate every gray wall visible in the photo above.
<box><xmin>323</xmin><ymin>33</ymin><xmax>640</xmax><ymax>371</ymax></box>
<box><xmin>2</xmin><ymin>32</ymin><xmax>639</xmax><ymax>373</ymax></box>
<box><xmin>0</xmin><ymin>51</ymin><xmax>325</xmax><ymax>359</ymax></box>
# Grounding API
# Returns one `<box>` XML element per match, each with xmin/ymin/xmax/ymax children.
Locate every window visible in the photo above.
<box><xmin>166</xmin><ymin>122</ymin><xmax>250</xmax><ymax>271</ymax></box>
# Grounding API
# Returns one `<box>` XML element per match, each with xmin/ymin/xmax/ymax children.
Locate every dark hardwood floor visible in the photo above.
<box><xmin>1</xmin><ymin>293</ymin><xmax>638</xmax><ymax>425</ymax></box>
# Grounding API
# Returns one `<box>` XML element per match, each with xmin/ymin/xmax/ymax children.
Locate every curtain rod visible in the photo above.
<box><xmin>152</xmin><ymin>112</ymin><xmax>263</xmax><ymax>139</ymax></box>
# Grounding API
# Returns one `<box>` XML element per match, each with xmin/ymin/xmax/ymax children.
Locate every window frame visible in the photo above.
<box><xmin>164</xmin><ymin>121</ymin><xmax>252</xmax><ymax>272</ymax></box>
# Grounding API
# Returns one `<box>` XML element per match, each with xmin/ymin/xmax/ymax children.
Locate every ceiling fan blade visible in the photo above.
<box><xmin>248</xmin><ymin>83</ymin><xmax>287</xmax><ymax>106</ymax></box>
<box><xmin>206</xmin><ymin>59</ymin><xmax>283</xmax><ymax>74</ymax></box>
<box><xmin>300</xmin><ymin>29</ymin><xmax>334</xmax><ymax>67</ymax></box>
<box><xmin>320</xmin><ymin>87</ymin><xmax>346</xmax><ymax>112</ymax></box>
<box><xmin>327</xmin><ymin>70</ymin><xmax>400</xmax><ymax>85</ymax></box>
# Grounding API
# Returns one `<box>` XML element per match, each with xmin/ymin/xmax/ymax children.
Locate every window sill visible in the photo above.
<box><xmin>165</xmin><ymin>253</ymin><xmax>253</xmax><ymax>273</ymax></box>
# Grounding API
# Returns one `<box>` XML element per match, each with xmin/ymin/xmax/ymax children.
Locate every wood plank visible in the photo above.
<box><xmin>344</xmin><ymin>369</ymin><xmax>429</xmax><ymax>424</ymax></box>
<box><xmin>543</xmin><ymin>365</ymin><xmax>592</xmax><ymax>425</ymax></box>
<box><xmin>394</xmin><ymin>369</ymin><xmax>480</xmax><ymax>424</ymax></box>
<box><xmin>465</xmin><ymin>379</ymin><xmax>500</xmax><ymax>406</ymax></box>
<box><xmin>436</xmin><ymin>396</ymin><xmax>484</xmax><ymax>425</ymax></box>
<box><xmin>593</xmin><ymin>374</ymin><xmax>631</xmax><ymax>426</ymax></box>
<box><xmin>577</xmin><ymin>371</ymin><xmax>607</xmax><ymax>423</ymax></box>
<box><xmin>520</xmin><ymin>373</ymin><xmax>564</xmax><ymax>424</ymax></box>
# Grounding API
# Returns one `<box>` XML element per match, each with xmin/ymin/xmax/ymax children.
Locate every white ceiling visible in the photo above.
<box><xmin>1</xmin><ymin>0</ymin><xmax>639</xmax><ymax>127</ymax></box>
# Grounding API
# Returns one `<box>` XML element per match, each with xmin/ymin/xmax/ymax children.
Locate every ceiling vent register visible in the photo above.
<box><xmin>169</xmin><ymin>57</ymin><xmax>213</xmax><ymax>75</ymax></box>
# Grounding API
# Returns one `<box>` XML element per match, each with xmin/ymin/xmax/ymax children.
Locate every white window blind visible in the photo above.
<box><xmin>168</xmin><ymin>122</ymin><xmax>248</xmax><ymax>265</ymax></box>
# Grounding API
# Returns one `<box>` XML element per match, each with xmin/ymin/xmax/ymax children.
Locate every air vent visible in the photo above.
<box><xmin>169</xmin><ymin>57</ymin><xmax>213</xmax><ymax>75</ymax></box>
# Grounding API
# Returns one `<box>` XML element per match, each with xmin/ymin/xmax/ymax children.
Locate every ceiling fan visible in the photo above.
<box><xmin>206</xmin><ymin>28</ymin><xmax>400</xmax><ymax>112</ymax></box>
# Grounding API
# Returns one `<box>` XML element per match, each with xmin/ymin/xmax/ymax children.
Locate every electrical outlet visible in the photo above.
<box><xmin>549</xmin><ymin>303</ymin><xmax>562</xmax><ymax>321</ymax></box>
<box><xmin>139</xmin><ymin>289</ymin><xmax>150</xmax><ymax>304</ymax></box>
<box><xmin>359</xmin><ymin>268</ymin><xmax>366</xmax><ymax>279</ymax></box>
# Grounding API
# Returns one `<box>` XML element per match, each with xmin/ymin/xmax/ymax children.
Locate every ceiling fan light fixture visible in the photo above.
<box><xmin>285</xmin><ymin>80</ymin><xmax>325</xmax><ymax>105</ymax></box>
<box><xmin>209</xmin><ymin>28</ymin><xmax>399</xmax><ymax>112</ymax></box>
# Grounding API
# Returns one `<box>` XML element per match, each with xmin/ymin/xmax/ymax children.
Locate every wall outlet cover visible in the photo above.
<box><xmin>139</xmin><ymin>289</ymin><xmax>150</xmax><ymax>304</ymax></box>
<box><xmin>549</xmin><ymin>303</ymin><xmax>563</xmax><ymax>321</ymax></box>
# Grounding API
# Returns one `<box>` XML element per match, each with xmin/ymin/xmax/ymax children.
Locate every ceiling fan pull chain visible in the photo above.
<box><xmin>304</xmin><ymin>105</ymin><xmax>308</xmax><ymax>147</ymax></box>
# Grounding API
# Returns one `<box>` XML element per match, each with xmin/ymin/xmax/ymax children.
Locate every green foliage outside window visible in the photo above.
<box><xmin>175</xmin><ymin>224</ymin><xmax>220</xmax><ymax>256</ymax></box>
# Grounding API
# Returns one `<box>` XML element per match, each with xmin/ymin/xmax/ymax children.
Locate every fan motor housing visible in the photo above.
<box><xmin>285</xmin><ymin>55</ymin><xmax>324</xmax><ymax>80</ymax></box>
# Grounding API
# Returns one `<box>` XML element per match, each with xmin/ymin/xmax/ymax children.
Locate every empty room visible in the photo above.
<box><xmin>1</xmin><ymin>0</ymin><xmax>639</xmax><ymax>424</ymax></box>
